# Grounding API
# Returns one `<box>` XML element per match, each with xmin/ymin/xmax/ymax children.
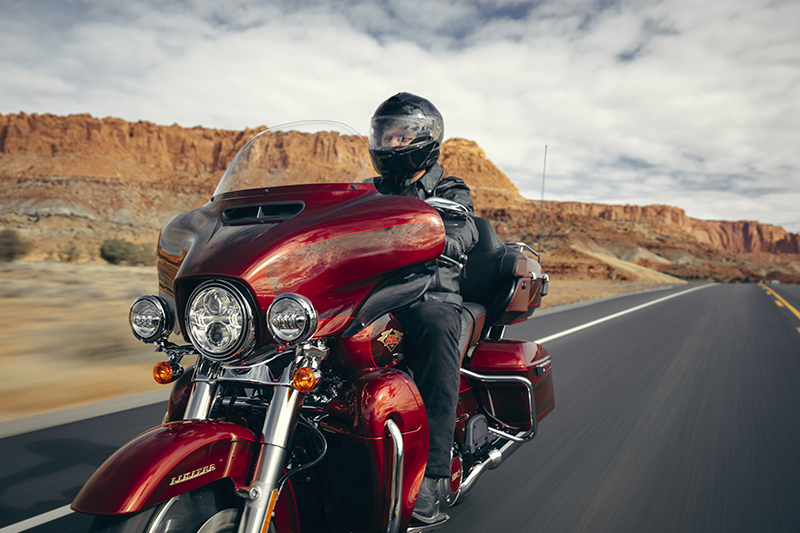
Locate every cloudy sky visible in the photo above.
<box><xmin>2</xmin><ymin>0</ymin><xmax>798</xmax><ymax>232</ymax></box>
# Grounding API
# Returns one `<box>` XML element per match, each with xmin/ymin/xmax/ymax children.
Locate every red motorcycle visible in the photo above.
<box><xmin>72</xmin><ymin>121</ymin><xmax>554</xmax><ymax>533</ymax></box>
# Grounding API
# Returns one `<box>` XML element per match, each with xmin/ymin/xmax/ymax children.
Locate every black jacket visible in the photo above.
<box><xmin>374</xmin><ymin>163</ymin><xmax>479</xmax><ymax>307</ymax></box>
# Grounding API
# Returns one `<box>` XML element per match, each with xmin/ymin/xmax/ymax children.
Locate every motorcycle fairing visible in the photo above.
<box><xmin>333</xmin><ymin>313</ymin><xmax>406</xmax><ymax>372</ymax></box>
<box><xmin>157</xmin><ymin>184</ymin><xmax>445</xmax><ymax>342</ymax></box>
<box><xmin>341</xmin><ymin>265</ymin><xmax>435</xmax><ymax>339</ymax></box>
<box><xmin>321</xmin><ymin>368</ymin><xmax>429</xmax><ymax>532</ymax></box>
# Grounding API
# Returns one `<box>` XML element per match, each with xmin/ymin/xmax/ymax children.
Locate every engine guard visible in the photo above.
<box><xmin>71</xmin><ymin>419</ymin><xmax>297</xmax><ymax>532</ymax></box>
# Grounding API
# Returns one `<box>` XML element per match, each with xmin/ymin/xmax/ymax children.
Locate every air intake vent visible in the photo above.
<box><xmin>222</xmin><ymin>202</ymin><xmax>304</xmax><ymax>225</ymax></box>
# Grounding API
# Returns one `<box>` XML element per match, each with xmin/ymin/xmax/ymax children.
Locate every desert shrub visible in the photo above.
<box><xmin>100</xmin><ymin>239</ymin><xmax>156</xmax><ymax>266</ymax></box>
<box><xmin>0</xmin><ymin>229</ymin><xmax>30</xmax><ymax>262</ymax></box>
<box><xmin>101</xmin><ymin>239</ymin><xmax>139</xmax><ymax>265</ymax></box>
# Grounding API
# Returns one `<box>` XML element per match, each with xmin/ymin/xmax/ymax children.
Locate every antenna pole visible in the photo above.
<box><xmin>538</xmin><ymin>145</ymin><xmax>547</xmax><ymax>261</ymax></box>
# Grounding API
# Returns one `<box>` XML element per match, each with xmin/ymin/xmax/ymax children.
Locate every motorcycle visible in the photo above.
<box><xmin>71</xmin><ymin>121</ymin><xmax>554</xmax><ymax>533</ymax></box>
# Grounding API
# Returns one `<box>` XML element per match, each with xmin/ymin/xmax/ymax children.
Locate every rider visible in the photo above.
<box><xmin>368</xmin><ymin>92</ymin><xmax>479</xmax><ymax>525</ymax></box>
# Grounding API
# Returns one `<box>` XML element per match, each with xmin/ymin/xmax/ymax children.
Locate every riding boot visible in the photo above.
<box><xmin>412</xmin><ymin>476</ymin><xmax>443</xmax><ymax>524</ymax></box>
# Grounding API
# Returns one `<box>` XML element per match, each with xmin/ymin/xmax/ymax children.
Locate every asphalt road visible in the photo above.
<box><xmin>2</xmin><ymin>283</ymin><xmax>799</xmax><ymax>533</ymax></box>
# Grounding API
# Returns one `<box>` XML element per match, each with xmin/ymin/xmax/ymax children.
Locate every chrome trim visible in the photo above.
<box><xmin>425</xmin><ymin>197</ymin><xmax>469</xmax><ymax>219</ymax></box>
<box><xmin>183</xmin><ymin>381</ymin><xmax>217</xmax><ymax>420</ymax></box>
<box><xmin>266</xmin><ymin>293</ymin><xmax>318</xmax><ymax>345</ymax></box>
<box><xmin>386</xmin><ymin>419</ymin><xmax>404</xmax><ymax>533</ymax></box>
<box><xmin>186</xmin><ymin>280</ymin><xmax>256</xmax><ymax>362</ymax></box>
<box><xmin>534</xmin><ymin>355</ymin><xmax>551</xmax><ymax>367</ymax></box>
<box><xmin>457</xmin><ymin>367</ymin><xmax>541</xmax><ymax>500</ymax></box>
<box><xmin>198</xmin><ymin>509</ymin><xmax>238</xmax><ymax>533</ymax></box>
<box><xmin>406</xmin><ymin>520</ymin><xmax>450</xmax><ymax>533</ymax></box>
<box><xmin>460</xmin><ymin>368</ymin><xmax>537</xmax><ymax>443</ymax></box>
<box><xmin>145</xmin><ymin>494</ymin><xmax>179</xmax><ymax>533</ymax></box>
<box><xmin>438</xmin><ymin>445</ymin><xmax>462</xmax><ymax>508</ymax></box>
<box><xmin>436</xmin><ymin>254</ymin><xmax>464</xmax><ymax>270</ymax></box>
<box><xmin>460</xmin><ymin>438</ymin><xmax>525</xmax><ymax>500</ymax></box>
<box><xmin>238</xmin><ymin>365</ymin><xmax>305</xmax><ymax>533</ymax></box>
<box><xmin>213</xmin><ymin>341</ymin><xmax>328</xmax><ymax>387</ymax></box>
<box><xmin>217</xmin><ymin>362</ymin><xmax>275</xmax><ymax>385</ymax></box>
<box><xmin>129</xmin><ymin>295</ymin><xmax>174</xmax><ymax>343</ymax></box>
<box><xmin>504</xmin><ymin>242</ymin><xmax>539</xmax><ymax>258</ymax></box>
<box><xmin>487</xmin><ymin>325</ymin><xmax>505</xmax><ymax>340</ymax></box>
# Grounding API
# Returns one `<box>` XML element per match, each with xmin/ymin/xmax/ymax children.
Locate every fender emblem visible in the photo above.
<box><xmin>378</xmin><ymin>329</ymin><xmax>403</xmax><ymax>352</ymax></box>
<box><xmin>169</xmin><ymin>463</ymin><xmax>216</xmax><ymax>486</ymax></box>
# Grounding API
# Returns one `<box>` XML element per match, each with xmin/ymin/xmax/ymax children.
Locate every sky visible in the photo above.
<box><xmin>1</xmin><ymin>0</ymin><xmax>798</xmax><ymax>232</ymax></box>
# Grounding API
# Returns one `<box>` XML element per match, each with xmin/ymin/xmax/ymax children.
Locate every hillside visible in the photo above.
<box><xmin>1</xmin><ymin>112</ymin><xmax>799</xmax><ymax>284</ymax></box>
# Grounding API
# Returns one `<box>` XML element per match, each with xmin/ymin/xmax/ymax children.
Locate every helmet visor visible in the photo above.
<box><xmin>369</xmin><ymin>116</ymin><xmax>443</xmax><ymax>150</ymax></box>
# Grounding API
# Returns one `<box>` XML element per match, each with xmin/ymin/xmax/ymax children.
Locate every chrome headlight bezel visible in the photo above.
<box><xmin>129</xmin><ymin>295</ymin><xmax>173</xmax><ymax>343</ymax></box>
<box><xmin>267</xmin><ymin>293</ymin><xmax>318</xmax><ymax>345</ymax></box>
<box><xmin>185</xmin><ymin>280</ymin><xmax>255</xmax><ymax>362</ymax></box>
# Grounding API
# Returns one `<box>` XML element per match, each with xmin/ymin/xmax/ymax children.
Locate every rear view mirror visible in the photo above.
<box><xmin>425</xmin><ymin>197</ymin><xmax>468</xmax><ymax>220</ymax></box>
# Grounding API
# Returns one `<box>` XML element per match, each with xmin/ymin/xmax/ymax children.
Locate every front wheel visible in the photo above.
<box><xmin>87</xmin><ymin>482</ymin><xmax>276</xmax><ymax>533</ymax></box>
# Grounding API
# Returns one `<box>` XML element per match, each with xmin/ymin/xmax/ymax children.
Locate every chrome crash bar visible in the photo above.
<box><xmin>459</xmin><ymin>368</ymin><xmax>537</xmax><ymax>443</ymax></box>
<box><xmin>457</xmin><ymin>368</ymin><xmax>538</xmax><ymax>500</ymax></box>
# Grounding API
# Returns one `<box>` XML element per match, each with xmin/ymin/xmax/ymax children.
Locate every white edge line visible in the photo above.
<box><xmin>535</xmin><ymin>283</ymin><xmax>716</xmax><ymax>344</ymax></box>
<box><xmin>0</xmin><ymin>505</ymin><xmax>74</xmax><ymax>533</ymax></box>
<box><xmin>0</xmin><ymin>388</ymin><xmax>171</xmax><ymax>439</ymax></box>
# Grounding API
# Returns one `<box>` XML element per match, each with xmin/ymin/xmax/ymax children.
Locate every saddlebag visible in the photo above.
<box><xmin>463</xmin><ymin>339</ymin><xmax>554</xmax><ymax>429</ymax></box>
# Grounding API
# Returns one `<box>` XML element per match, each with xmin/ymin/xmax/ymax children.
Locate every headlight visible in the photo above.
<box><xmin>129</xmin><ymin>295</ymin><xmax>173</xmax><ymax>343</ymax></box>
<box><xmin>186</xmin><ymin>281</ymin><xmax>255</xmax><ymax>361</ymax></box>
<box><xmin>267</xmin><ymin>294</ymin><xmax>317</xmax><ymax>345</ymax></box>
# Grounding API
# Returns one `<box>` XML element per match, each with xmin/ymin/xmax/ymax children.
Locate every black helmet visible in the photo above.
<box><xmin>369</xmin><ymin>92</ymin><xmax>444</xmax><ymax>182</ymax></box>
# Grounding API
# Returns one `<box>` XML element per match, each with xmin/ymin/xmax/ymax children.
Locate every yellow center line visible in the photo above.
<box><xmin>775</xmin><ymin>300</ymin><xmax>785</xmax><ymax>307</ymax></box>
<box><xmin>759</xmin><ymin>283</ymin><xmax>800</xmax><ymax>323</ymax></box>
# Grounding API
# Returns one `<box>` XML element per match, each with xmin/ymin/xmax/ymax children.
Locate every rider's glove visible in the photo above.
<box><xmin>443</xmin><ymin>237</ymin><xmax>468</xmax><ymax>264</ymax></box>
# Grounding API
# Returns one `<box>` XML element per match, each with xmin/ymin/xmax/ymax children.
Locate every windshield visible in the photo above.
<box><xmin>214</xmin><ymin>121</ymin><xmax>374</xmax><ymax>197</ymax></box>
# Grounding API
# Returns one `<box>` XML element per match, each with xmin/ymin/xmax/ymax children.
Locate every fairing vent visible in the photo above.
<box><xmin>222</xmin><ymin>202</ymin><xmax>304</xmax><ymax>225</ymax></box>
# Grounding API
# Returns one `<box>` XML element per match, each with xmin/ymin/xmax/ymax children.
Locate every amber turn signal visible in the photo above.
<box><xmin>153</xmin><ymin>361</ymin><xmax>182</xmax><ymax>384</ymax></box>
<box><xmin>292</xmin><ymin>366</ymin><xmax>319</xmax><ymax>393</ymax></box>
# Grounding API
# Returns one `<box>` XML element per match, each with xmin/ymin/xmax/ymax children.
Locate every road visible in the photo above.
<box><xmin>2</xmin><ymin>283</ymin><xmax>799</xmax><ymax>533</ymax></box>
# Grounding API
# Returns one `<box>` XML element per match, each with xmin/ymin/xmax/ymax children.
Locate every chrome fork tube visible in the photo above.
<box><xmin>238</xmin><ymin>367</ymin><xmax>304</xmax><ymax>533</ymax></box>
<box><xmin>184</xmin><ymin>359</ymin><xmax>220</xmax><ymax>420</ymax></box>
<box><xmin>184</xmin><ymin>381</ymin><xmax>217</xmax><ymax>420</ymax></box>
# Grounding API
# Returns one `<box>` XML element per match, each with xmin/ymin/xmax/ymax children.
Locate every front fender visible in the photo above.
<box><xmin>72</xmin><ymin>420</ymin><xmax>256</xmax><ymax>514</ymax></box>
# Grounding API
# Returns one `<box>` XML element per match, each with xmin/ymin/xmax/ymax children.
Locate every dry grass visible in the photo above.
<box><xmin>0</xmin><ymin>261</ymin><xmax>167</xmax><ymax>422</ymax></box>
<box><xmin>0</xmin><ymin>260</ymin><xmax>673</xmax><ymax>422</ymax></box>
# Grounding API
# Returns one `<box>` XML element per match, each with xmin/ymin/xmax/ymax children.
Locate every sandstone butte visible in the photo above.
<box><xmin>1</xmin><ymin>112</ymin><xmax>799</xmax><ymax>283</ymax></box>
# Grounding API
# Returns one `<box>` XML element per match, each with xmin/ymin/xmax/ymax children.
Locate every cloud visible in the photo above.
<box><xmin>0</xmin><ymin>0</ymin><xmax>798</xmax><ymax>233</ymax></box>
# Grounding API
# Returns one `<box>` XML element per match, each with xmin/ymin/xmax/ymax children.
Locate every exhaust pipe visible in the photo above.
<box><xmin>459</xmin><ymin>437</ymin><xmax>524</xmax><ymax>499</ymax></box>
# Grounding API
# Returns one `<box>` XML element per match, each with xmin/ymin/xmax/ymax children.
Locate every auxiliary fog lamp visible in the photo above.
<box><xmin>129</xmin><ymin>295</ymin><xmax>174</xmax><ymax>343</ymax></box>
<box><xmin>267</xmin><ymin>294</ymin><xmax>318</xmax><ymax>345</ymax></box>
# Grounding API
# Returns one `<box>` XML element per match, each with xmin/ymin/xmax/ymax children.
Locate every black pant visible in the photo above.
<box><xmin>397</xmin><ymin>300</ymin><xmax>462</xmax><ymax>479</ymax></box>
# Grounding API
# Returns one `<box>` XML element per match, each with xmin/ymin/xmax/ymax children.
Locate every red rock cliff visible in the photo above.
<box><xmin>1</xmin><ymin>112</ymin><xmax>798</xmax><ymax>259</ymax></box>
<box><xmin>549</xmin><ymin>201</ymin><xmax>800</xmax><ymax>254</ymax></box>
